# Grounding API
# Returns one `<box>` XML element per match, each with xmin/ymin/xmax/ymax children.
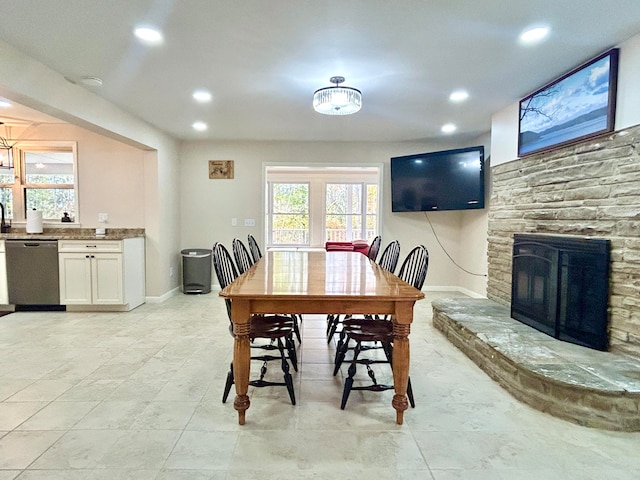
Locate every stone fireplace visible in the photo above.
<box><xmin>487</xmin><ymin>124</ymin><xmax>640</xmax><ymax>357</ymax></box>
<box><xmin>511</xmin><ymin>233</ymin><xmax>610</xmax><ymax>351</ymax></box>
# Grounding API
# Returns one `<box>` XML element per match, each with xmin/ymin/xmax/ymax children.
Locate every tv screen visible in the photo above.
<box><xmin>391</xmin><ymin>146</ymin><xmax>485</xmax><ymax>212</ymax></box>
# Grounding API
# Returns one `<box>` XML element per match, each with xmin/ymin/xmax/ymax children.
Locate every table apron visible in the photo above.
<box><xmin>228</xmin><ymin>298</ymin><xmax>416</xmax><ymax>318</ymax></box>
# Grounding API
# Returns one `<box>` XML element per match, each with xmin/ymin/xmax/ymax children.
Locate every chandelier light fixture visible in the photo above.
<box><xmin>313</xmin><ymin>76</ymin><xmax>362</xmax><ymax>115</ymax></box>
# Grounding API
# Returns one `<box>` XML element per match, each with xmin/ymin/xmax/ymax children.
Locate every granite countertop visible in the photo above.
<box><xmin>0</xmin><ymin>228</ymin><xmax>145</xmax><ymax>241</ymax></box>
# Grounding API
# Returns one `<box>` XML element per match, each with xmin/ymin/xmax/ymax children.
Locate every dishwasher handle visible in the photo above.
<box><xmin>6</xmin><ymin>240</ymin><xmax>58</xmax><ymax>248</ymax></box>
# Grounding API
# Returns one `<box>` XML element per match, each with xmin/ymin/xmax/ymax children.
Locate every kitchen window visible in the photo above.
<box><xmin>0</xmin><ymin>142</ymin><xmax>78</xmax><ymax>222</ymax></box>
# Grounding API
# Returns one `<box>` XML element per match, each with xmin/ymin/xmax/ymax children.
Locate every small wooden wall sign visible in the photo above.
<box><xmin>209</xmin><ymin>160</ymin><xmax>234</xmax><ymax>179</ymax></box>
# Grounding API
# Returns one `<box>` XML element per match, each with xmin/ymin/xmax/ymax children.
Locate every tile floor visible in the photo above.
<box><xmin>0</xmin><ymin>292</ymin><xmax>639</xmax><ymax>479</ymax></box>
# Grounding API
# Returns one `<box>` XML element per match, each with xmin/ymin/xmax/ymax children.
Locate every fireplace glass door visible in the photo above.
<box><xmin>511</xmin><ymin>234</ymin><xmax>609</xmax><ymax>351</ymax></box>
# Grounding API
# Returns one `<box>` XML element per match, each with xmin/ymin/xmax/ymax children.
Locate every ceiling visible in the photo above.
<box><xmin>1</xmin><ymin>0</ymin><xmax>640</xmax><ymax>144</ymax></box>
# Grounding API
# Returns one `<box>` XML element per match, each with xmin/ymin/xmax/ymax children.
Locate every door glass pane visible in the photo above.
<box><xmin>326</xmin><ymin>183</ymin><xmax>366</xmax><ymax>242</ymax></box>
<box><xmin>326</xmin><ymin>214</ymin><xmax>346</xmax><ymax>241</ymax></box>
<box><xmin>366</xmin><ymin>184</ymin><xmax>378</xmax><ymax>241</ymax></box>
<box><xmin>272</xmin><ymin>214</ymin><xmax>309</xmax><ymax>244</ymax></box>
<box><xmin>271</xmin><ymin>183</ymin><xmax>309</xmax><ymax>245</ymax></box>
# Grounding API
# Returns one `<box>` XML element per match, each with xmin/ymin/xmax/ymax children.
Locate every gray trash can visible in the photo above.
<box><xmin>181</xmin><ymin>248</ymin><xmax>212</xmax><ymax>294</ymax></box>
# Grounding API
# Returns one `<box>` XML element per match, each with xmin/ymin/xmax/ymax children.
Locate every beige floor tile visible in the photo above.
<box><xmin>16</xmin><ymin>401</ymin><xmax>98</xmax><ymax>430</ymax></box>
<box><xmin>0</xmin><ymin>430</ymin><xmax>64</xmax><ymax>469</ymax></box>
<box><xmin>0</xmin><ymin>402</ymin><xmax>47</xmax><ymax>430</ymax></box>
<box><xmin>0</xmin><ymin>293</ymin><xmax>638</xmax><ymax>478</ymax></box>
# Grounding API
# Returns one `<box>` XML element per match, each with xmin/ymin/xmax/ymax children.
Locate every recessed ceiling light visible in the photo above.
<box><xmin>519</xmin><ymin>26</ymin><xmax>550</xmax><ymax>44</ymax></box>
<box><xmin>81</xmin><ymin>76</ymin><xmax>103</xmax><ymax>87</ymax></box>
<box><xmin>449</xmin><ymin>90</ymin><xmax>469</xmax><ymax>102</ymax></box>
<box><xmin>0</xmin><ymin>100</ymin><xmax>10</xmax><ymax>108</ymax></box>
<box><xmin>192</xmin><ymin>121</ymin><xmax>208</xmax><ymax>132</ymax></box>
<box><xmin>134</xmin><ymin>26</ymin><xmax>163</xmax><ymax>44</ymax></box>
<box><xmin>441</xmin><ymin>123</ymin><xmax>457</xmax><ymax>134</ymax></box>
<box><xmin>193</xmin><ymin>90</ymin><xmax>212</xmax><ymax>103</ymax></box>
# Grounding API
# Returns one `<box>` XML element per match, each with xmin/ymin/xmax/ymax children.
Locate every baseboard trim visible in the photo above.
<box><xmin>423</xmin><ymin>286</ymin><xmax>486</xmax><ymax>298</ymax></box>
<box><xmin>146</xmin><ymin>287</ymin><xmax>180</xmax><ymax>304</ymax></box>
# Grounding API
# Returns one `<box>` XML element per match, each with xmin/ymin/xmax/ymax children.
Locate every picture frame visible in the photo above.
<box><xmin>518</xmin><ymin>48</ymin><xmax>619</xmax><ymax>157</ymax></box>
<box><xmin>208</xmin><ymin>160</ymin><xmax>234</xmax><ymax>179</ymax></box>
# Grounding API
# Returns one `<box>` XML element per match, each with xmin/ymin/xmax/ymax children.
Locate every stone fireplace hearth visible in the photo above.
<box><xmin>432</xmin><ymin>297</ymin><xmax>640</xmax><ymax>431</ymax></box>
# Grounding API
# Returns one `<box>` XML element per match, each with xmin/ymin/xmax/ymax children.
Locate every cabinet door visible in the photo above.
<box><xmin>92</xmin><ymin>253</ymin><xmax>124</xmax><ymax>304</ymax></box>
<box><xmin>59</xmin><ymin>253</ymin><xmax>92</xmax><ymax>304</ymax></box>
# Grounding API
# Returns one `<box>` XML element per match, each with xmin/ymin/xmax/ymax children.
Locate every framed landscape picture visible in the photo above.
<box><xmin>518</xmin><ymin>48</ymin><xmax>619</xmax><ymax>157</ymax></box>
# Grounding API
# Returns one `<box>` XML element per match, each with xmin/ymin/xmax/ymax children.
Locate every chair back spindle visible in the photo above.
<box><xmin>367</xmin><ymin>235</ymin><xmax>382</xmax><ymax>261</ymax></box>
<box><xmin>247</xmin><ymin>234</ymin><xmax>263</xmax><ymax>263</ymax></box>
<box><xmin>376</xmin><ymin>240</ymin><xmax>400</xmax><ymax>274</ymax></box>
<box><xmin>232</xmin><ymin>238</ymin><xmax>254</xmax><ymax>274</ymax></box>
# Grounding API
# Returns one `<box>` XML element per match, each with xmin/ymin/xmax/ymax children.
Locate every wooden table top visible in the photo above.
<box><xmin>220</xmin><ymin>250</ymin><xmax>424</xmax><ymax>303</ymax></box>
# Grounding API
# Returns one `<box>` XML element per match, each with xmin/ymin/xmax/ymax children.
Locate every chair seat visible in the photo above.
<box><xmin>342</xmin><ymin>318</ymin><xmax>393</xmax><ymax>343</ymax></box>
<box><xmin>325</xmin><ymin>241</ymin><xmax>355</xmax><ymax>251</ymax></box>
<box><xmin>250</xmin><ymin>315</ymin><xmax>295</xmax><ymax>339</ymax></box>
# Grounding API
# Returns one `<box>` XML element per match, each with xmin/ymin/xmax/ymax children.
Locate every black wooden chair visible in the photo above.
<box><xmin>327</xmin><ymin>236</ymin><xmax>400</xmax><ymax>342</ymax></box>
<box><xmin>376</xmin><ymin>240</ymin><xmax>401</xmax><ymax>274</ymax></box>
<box><xmin>212</xmin><ymin>242</ymin><xmax>297</xmax><ymax>405</ymax></box>
<box><xmin>367</xmin><ymin>235</ymin><xmax>382</xmax><ymax>261</ymax></box>
<box><xmin>247</xmin><ymin>234</ymin><xmax>262</xmax><ymax>263</ymax></box>
<box><xmin>244</xmin><ymin>235</ymin><xmax>303</xmax><ymax>343</ymax></box>
<box><xmin>335</xmin><ymin>245</ymin><xmax>429</xmax><ymax>410</ymax></box>
<box><xmin>232</xmin><ymin>238</ymin><xmax>254</xmax><ymax>274</ymax></box>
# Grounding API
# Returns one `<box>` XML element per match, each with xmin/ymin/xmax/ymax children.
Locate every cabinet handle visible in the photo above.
<box><xmin>86</xmin><ymin>245</ymin><xmax>97</xmax><ymax>248</ymax></box>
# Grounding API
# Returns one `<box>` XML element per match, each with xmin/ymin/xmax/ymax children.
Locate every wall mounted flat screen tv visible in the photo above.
<box><xmin>391</xmin><ymin>146</ymin><xmax>485</xmax><ymax>212</ymax></box>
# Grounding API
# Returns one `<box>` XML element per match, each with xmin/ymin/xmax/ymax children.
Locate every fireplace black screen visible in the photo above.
<box><xmin>511</xmin><ymin>234</ymin><xmax>610</xmax><ymax>351</ymax></box>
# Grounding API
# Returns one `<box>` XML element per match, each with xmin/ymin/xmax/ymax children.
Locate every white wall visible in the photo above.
<box><xmin>0</xmin><ymin>40</ymin><xmax>181</xmax><ymax>298</ymax></box>
<box><xmin>180</xmin><ymin>139</ymin><xmax>489</xmax><ymax>293</ymax></box>
<box><xmin>8</xmin><ymin>123</ymin><xmax>146</xmax><ymax>228</ymax></box>
<box><xmin>491</xmin><ymin>32</ymin><xmax>640</xmax><ymax>166</ymax></box>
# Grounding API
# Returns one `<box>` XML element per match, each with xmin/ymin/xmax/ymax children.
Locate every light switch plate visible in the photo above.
<box><xmin>244</xmin><ymin>218</ymin><xmax>256</xmax><ymax>227</ymax></box>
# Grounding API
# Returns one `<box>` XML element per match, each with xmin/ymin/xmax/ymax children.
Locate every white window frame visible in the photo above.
<box><xmin>0</xmin><ymin>141</ymin><xmax>79</xmax><ymax>223</ymax></box>
<box><xmin>267</xmin><ymin>181</ymin><xmax>311</xmax><ymax>247</ymax></box>
<box><xmin>265</xmin><ymin>165</ymin><xmax>382</xmax><ymax>249</ymax></box>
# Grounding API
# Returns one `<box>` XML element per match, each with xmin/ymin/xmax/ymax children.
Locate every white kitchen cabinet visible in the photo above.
<box><xmin>0</xmin><ymin>240</ymin><xmax>7</xmax><ymax>305</ymax></box>
<box><xmin>58</xmin><ymin>237</ymin><xmax>145</xmax><ymax>311</ymax></box>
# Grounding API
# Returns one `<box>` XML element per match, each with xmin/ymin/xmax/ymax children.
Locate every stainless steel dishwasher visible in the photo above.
<box><xmin>6</xmin><ymin>239</ymin><xmax>60</xmax><ymax>305</ymax></box>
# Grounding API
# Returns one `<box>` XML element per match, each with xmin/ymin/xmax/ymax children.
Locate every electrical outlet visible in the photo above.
<box><xmin>244</xmin><ymin>218</ymin><xmax>256</xmax><ymax>227</ymax></box>
<box><xmin>98</xmin><ymin>213</ymin><xmax>108</xmax><ymax>223</ymax></box>
<box><xmin>169</xmin><ymin>266</ymin><xmax>174</xmax><ymax>278</ymax></box>
<box><xmin>231</xmin><ymin>217</ymin><xmax>237</xmax><ymax>226</ymax></box>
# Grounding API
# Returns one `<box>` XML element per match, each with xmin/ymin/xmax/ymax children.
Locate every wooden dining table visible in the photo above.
<box><xmin>219</xmin><ymin>249</ymin><xmax>425</xmax><ymax>425</ymax></box>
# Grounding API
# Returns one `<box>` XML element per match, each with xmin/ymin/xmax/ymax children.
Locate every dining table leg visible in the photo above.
<box><xmin>392</xmin><ymin>303</ymin><xmax>412</xmax><ymax>424</ymax></box>
<box><xmin>232</xmin><ymin>300</ymin><xmax>251</xmax><ymax>425</ymax></box>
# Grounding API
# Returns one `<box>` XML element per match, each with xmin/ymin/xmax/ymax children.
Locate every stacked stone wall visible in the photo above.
<box><xmin>487</xmin><ymin>125</ymin><xmax>640</xmax><ymax>357</ymax></box>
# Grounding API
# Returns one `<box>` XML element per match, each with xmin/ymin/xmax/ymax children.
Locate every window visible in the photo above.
<box><xmin>269</xmin><ymin>183</ymin><xmax>309</xmax><ymax>246</ymax></box>
<box><xmin>326</xmin><ymin>183</ymin><xmax>378</xmax><ymax>242</ymax></box>
<box><xmin>0</xmin><ymin>142</ymin><xmax>77</xmax><ymax>221</ymax></box>
<box><xmin>265</xmin><ymin>166</ymin><xmax>381</xmax><ymax>248</ymax></box>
